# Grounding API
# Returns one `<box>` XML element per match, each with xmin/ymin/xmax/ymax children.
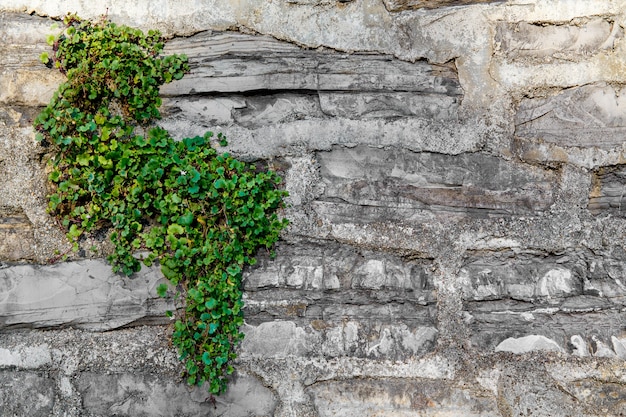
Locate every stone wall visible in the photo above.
<box><xmin>1</xmin><ymin>1</ymin><xmax>625</xmax><ymax>416</ymax></box>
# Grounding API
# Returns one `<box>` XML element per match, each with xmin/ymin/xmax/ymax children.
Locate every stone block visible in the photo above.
<box><xmin>244</xmin><ymin>240</ymin><xmax>434</xmax><ymax>298</ymax></box>
<box><xmin>589</xmin><ymin>165</ymin><xmax>626</xmax><ymax>215</ymax></box>
<box><xmin>307</xmin><ymin>378</ymin><xmax>499</xmax><ymax>417</ymax></box>
<box><xmin>496</xmin><ymin>18</ymin><xmax>622</xmax><ymax>62</ymax></box>
<box><xmin>77</xmin><ymin>372</ymin><xmax>276</xmax><ymax>417</ymax></box>
<box><xmin>515</xmin><ymin>83</ymin><xmax>626</xmax><ymax>150</ymax></box>
<box><xmin>459</xmin><ymin>252</ymin><xmax>584</xmax><ymax>302</ymax></box>
<box><xmin>0</xmin><ymin>371</ymin><xmax>55</xmax><ymax>417</ymax></box>
<box><xmin>0</xmin><ymin>206</ymin><xmax>36</xmax><ymax>261</ymax></box>
<box><xmin>498</xmin><ymin>364</ymin><xmax>588</xmax><ymax>417</ymax></box>
<box><xmin>161</xmin><ymin>31</ymin><xmax>461</xmax><ymax>96</ymax></box>
<box><xmin>317</xmin><ymin>145</ymin><xmax>557</xmax><ymax>219</ymax></box>
<box><xmin>0</xmin><ymin>260</ymin><xmax>173</xmax><ymax>330</ymax></box>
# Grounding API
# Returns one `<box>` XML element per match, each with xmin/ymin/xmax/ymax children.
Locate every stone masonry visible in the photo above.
<box><xmin>0</xmin><ymin>1</ymin><xmax>625</xmax><ymax>416</ymax></box>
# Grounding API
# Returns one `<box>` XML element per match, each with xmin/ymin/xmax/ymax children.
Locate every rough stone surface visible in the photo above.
<box><xmin>1</xmin><ymin>1</ymin><xmax>626</xmax><ymax>416</ymax></box>
<box><xmin>307</xmin><ymin>378</ymin><xmax>499</xmax><ymax>417</ymax></box>
<box><xmin>0</xmin><ymin>260</ymin><xmax>173</xmax><ymax>330</ymax></box>
<box><xmin>515</xmin><ymin>83</ymin><xmax>626</xmax><ymax>150</ymax></box>
<box><xmin>0</xmin><ymin>371</ymin><xmax>56</xmax><ymax>417</ymax></box>
<box><xmin>77</xmin><ymin>372</ymin><xmax>276</xmax><ymax>417</ymax></box>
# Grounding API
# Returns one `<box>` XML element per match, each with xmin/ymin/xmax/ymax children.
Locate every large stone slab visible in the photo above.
<box><xmin>316</xmin><ymin>145</ymin><xmax>557</xmax><ymax>219</ymax></box>
<box><xmin>0</xmin><ymin>260</ymin><xmax>172</xmax><ymax>330</ymax></box>
<box><xmin>77</xmin><ymin>372</ymin><xmax>276</xmax><ymax>417</ymax></box>
<box><xmin>462</xmin><ymin>248</ymin><xmax>626</xmax><ymax>356</ymax></box>
<box><xmin>515</xmin><ymin>83</ymin><xmax>626</xmax><ymax>150</ymax></box>
<box><xmin>161</xmin><ymin>31</ymin><xmax>461</xmax><ymax>96</ymax></box>
<box><xmin>307</xmin><ymin>378</ymin><xmax>499</xmax><ymax>417</ymax></box>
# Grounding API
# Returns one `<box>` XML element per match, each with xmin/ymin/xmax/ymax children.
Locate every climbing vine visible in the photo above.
<box><xmin>34</xmin><ymin>14</ymin><xmax>288</xmax><ymax>394</ymax></box>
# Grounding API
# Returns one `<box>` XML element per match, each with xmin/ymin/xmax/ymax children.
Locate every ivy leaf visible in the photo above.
<box><xmin>156</xmin><ymin>283</ymin><xmax>168</xmax><ymax>297</ymax></box>
<box><xmin>177</xmin><ymin>211</ymin><xmax>193</xmax><ymax>226</ymax></box>
<box><xmin>167</xmin><ymin>223</ymin><xmax>184</xmax><ymax>235</ymax></box>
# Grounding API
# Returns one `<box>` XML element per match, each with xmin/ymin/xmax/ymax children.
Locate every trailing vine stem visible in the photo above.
<box><xmin>34</xmin><ymin>14</ymin><xmax>288</xmax><ymax>394</ymax></box>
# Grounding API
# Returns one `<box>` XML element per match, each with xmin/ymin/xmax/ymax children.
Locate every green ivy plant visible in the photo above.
<box><xmin>34</xmin><ymin>14</ymin><xmax>288</xmax><ymax>394</ymax></box>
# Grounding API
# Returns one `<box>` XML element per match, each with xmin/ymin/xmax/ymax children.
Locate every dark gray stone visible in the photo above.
<box><xmin>382</xmin><ymin>0</ymin><xmax>504</xmax><ymax>12</ymax></box>
<box><xmin>317</xmin><ymin>145</ymin><xmax>557</xmax><ymax>218</ymax></box>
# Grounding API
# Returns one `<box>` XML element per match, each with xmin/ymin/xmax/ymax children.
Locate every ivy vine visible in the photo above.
<box><xmin>34</xmin><ymin>14</ymin><xmax>288</xmax><ymax>394</ymax></box>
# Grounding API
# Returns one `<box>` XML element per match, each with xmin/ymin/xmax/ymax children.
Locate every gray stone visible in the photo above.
<box><xmin>589</xmin><ymin>165</ymin><xmax>626</xmax><ymax>215</ymax></box>
<box><xmin>77</xmin><ymin>372</ymin><xmax>277</xmax><ymax>417</ymax></box>
<box><xmin>0</xmin><ymin>260</ymin><xmax>173</xmax><ymax>330</ymax></box>
<box><xmin>0</xmin><ymin>206</ymin><xmax>36</xmax><ymax>261</ymax></box>
<box><xmin>161</xmin><ymin>31</ymin><xmax>461</xmax><ymax>96</ymax></box>
<box><xmin>307</xmin><ymin>378</ymin><xmax>499</xmax><ymax>417</ymax></box>
<box><xmin>496</xmin><ymin>18</ymin><xmax>622</xmax><ymax>62</ymax></box>
<box><xmin>317</xmin><ymin>145</ymin><xmax>557</xmax><ymax>218</ymax></box>
<box><xmin>497</xmin><ymin>364</ymin><xmax>590</xmax><ymax>417</ymax></box>
<box><xmin>318</xmin><ymin>91</ymin><xmax>459</xmax><ymax>120</ymax></box>
<box><xmin>244</xmin><ymin>240</ymin><xmax>434</xmax><ymax>297</ymax></box>
<box><xmin>0</xmin><ymin>371</ymin><xmax>55</xmax><ymax>417</ymax></box>
<box><xmin>515</xmin><ymin>83</ymin><xmax>626</xmax><ymax>149</ymax></box>
<box><xmin>459</xmin><ymin>252</ymin><xmax>584</xmax><ymax>301</ymax></box>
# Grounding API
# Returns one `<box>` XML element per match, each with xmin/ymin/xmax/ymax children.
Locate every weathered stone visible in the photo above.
<box><xmin>161</xmin><ymin>31</ymin><xmax>461</xmax><ymax>96</ymax></box>
<box><xmin>563</xmin><ymin>379</ymin><xmax>626</xmax><ymax>416</ymax></box>
<box><xmin>468</xmin><ymin>304</ymin><xmax>626</xmax><ymax>356</ymax></box>
<box><xmin>0</xmin><ymin>13</ymin><xmax>64</xmax><ymax>106</ymax></box>
<box><xmin>589</xmin><ymin>165</ymin><xmax>626</xmax><ymax>215</ymax></box>
<box><xmin>496</xmin><ymin>18</ymin><xmax>622</xmax><ymax>62</ymax></box>
<box><xmin>307</xmin><ymin>378</ymin><xmax>499</xmax><ymax>417</ymax></box>
<box><xmin>0</xmin><ymin>206</ymin><xmax>36</xmax><ymax>261</ymax></box>
<box><xmin>244</xmin><ymin>240</ymin><xmax>434</xmax><ymax>297</ymax></box>
<box><xmin>497</xmin><ymin>364</ymin><xmax>588</xmax><ymax>417</ymax></box>
<box><xmin>383</xmin><ymin>0</ymin><xmax>503</xmax><ymax>12</ymax></box>
<box><xmin>459</xmin><ymin>252</ymin><xmax>584</xmax><ymax>301</ymax></box>
<box><xmin>0</xmin><ymin>260</ymin><xmax>173</xmax><ymax>330</ymax></box>
<box><xmin>317</xmin><ymin>145</ymin><xmax>557</xmax><ymax>218</ymax></box>
<box><xmin>318</xmin><ymin>91</ymin><xmax>459</xmax><ymax>120</ymax></box>
<box><xmin>77</xmin><ymin>372</ymin><xmax>277</xmax><ymax>417</ymax></box>
<box><xmin>515</xmin><ymin>83</ymin><xmax>626</xmax><ymax>149</ymax></box>
<box><xmin>0</xmin><ymin>371</ymin><xmax>55</xmax><ymax>417</ymax></box>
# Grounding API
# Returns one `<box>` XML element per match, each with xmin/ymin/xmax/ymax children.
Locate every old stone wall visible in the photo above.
<box><xmin>0</xmin><ymin>0</ymin><xmax>625</xmax><ymax>416</ymax></box>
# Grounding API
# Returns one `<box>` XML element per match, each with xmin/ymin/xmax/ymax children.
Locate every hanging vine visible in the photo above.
<box><xmin>34</xmin><ymin>14</ymin><xmax>288</xmax><ymax>394</ymax></box>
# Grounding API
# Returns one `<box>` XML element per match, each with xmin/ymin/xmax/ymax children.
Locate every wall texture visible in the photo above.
<box><xmin>1</xmin><ymin>0</ymin><xmax>626</xmax><ymax>416</ymax></box>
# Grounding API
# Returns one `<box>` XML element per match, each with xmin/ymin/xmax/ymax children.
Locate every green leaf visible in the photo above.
<box><xmin>167</xmin><ymin>223</ymin><xmax>184</xmax><ymax>235</ymax></box>
<box><xmin>76</xmin><ymin>153</ymin><xmax>91</xmax><ymax>166</ymax></box>
<box><xmin>177</xmin><ymin>211</ymin><xmax>193</xmax><ymax>226</ymax></box>
<box><xmin>156</xmin><ymin>283</ymin><xmax>168</xmax><ymax>297</ymax></box>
